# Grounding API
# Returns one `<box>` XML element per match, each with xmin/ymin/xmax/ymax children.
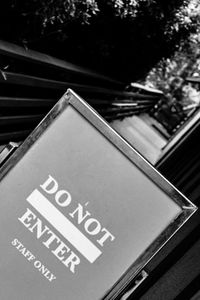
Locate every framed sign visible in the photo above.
<box><xmin>0</xmin><ymin>89</ymin><xmax>197</xmax><ymax>300</ymax></box>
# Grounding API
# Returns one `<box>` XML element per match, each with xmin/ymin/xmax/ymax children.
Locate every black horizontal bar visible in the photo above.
<box><xmin>0</xmin><ymin>130</ymin><xmax>30</xmax><ymax>143</ymax></box>
<box><xmin>105</xmin><ymin>108</ymin><xmax>149</xmax><ymax>120</ymax></box>
<box><xmin>0</xmin><ymin>71</ymin><xmax>159</xmax><ymax>99</ymax></box>
<box><xmin>0</xmin><ymin>97</ymin><xmax>55</xmax><ymax>107</ymax></box>
<box><xmin>99</xmin><ymin>104</ymin><xmax>153</xmax><ymax>115</ymax></box>
<box><xmin>0</xmin><ymin>115</ymin><xmax>44</xmax><ymax>126</ymax></box>
<box><xmin>0</xmin><ymin>40</ymin><xmax>123</xmax><ymax>86</ymax></box>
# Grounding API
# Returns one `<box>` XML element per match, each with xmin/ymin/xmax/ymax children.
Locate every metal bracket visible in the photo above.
<box><xmin>121</xmin><ymin>270</ymin><xmax>148</xmax><ymax>300</ymax></box>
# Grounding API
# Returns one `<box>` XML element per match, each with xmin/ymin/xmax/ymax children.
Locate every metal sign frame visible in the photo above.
<box><xmin>0</xmin><ymin>89</ymin><xmax>197</xmax><ymax>299</ymax></box>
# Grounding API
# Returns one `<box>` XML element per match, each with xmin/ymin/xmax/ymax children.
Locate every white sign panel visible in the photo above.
<box><xmin>0</xmin><ymin>89</ymin><xmax>196</xmax><ymax>300</ymax></box>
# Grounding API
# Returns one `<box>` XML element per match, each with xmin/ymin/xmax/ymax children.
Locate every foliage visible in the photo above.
<box><xmin>9</xmin><ymin>0</ymin><xmax>194</xmax><ymax>36</ymax></box>
<box><xmin>144</xmin><ymin>4</ymin><xmax>200</xmax><ymax>132</ymax></box>
<box><xmin>35</xmin><ymin>0</ymin><xmax>99</xmax><ymax>27</ymax></box>
<box><xmin>145</xmin><ymin>0</ymin><xmax>200</xmax><ymax>96</ymax></box>
<box><xmin>1</xmin><ymin>0</ymin><xmax>199</xmax><ymax>81</ymax></box>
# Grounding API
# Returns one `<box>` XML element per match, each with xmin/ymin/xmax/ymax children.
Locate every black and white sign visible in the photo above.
<box><xmin>0</xmin><ymin>89</ymin><xmax>196</xmax><ymax>300</ymax></box>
